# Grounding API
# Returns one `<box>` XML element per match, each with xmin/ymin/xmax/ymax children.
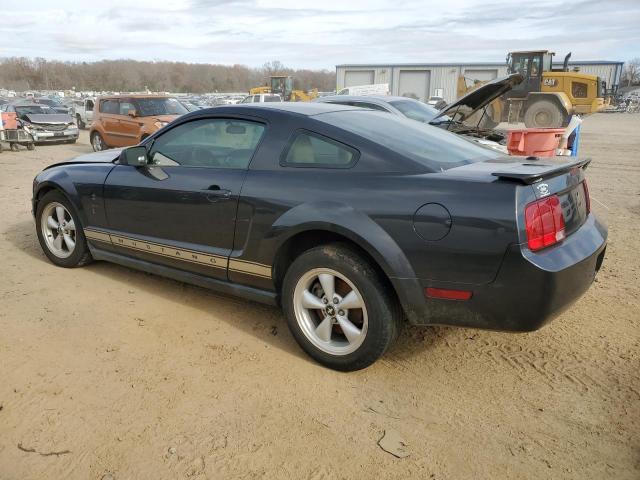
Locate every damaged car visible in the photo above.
<box><xmin>4</xmin><ymin>103</ymin><xmax>79</xmax><ymax>144</ymax></box>
<box><xmin>316</xmin><ymin>74</ymin><xmax>524</xmax><ymax>153</ymax></box>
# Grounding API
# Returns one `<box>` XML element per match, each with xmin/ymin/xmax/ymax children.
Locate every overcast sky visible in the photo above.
<box><xmin>2</xmin><ymin>0</ymin><xmax>638</xmax><ymax>68</ymax></box>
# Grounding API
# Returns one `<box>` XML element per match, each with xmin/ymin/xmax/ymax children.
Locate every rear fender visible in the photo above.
<box><xmin>267</xmin><ymin>202</ymin><xmax>426</xmax><ymax>323</ymax></box>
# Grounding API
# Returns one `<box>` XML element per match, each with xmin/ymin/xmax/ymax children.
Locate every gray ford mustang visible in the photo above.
<box><xmin>32</xmin><ymin>103</ymin><xmax>607</xmax><ymax>371</ymax></box>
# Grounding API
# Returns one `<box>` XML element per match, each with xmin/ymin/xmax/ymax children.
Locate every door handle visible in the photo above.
<box><xmin>203</xmin><ymin>185</ymin><xmax>231</xmax><ymax>201</ymax></box>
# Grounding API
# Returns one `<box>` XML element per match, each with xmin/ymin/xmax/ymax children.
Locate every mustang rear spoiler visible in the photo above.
<box><xmin>491</xmin><ymin>158</ymin><xmax>591</xmax><ymax>184</ymax></box>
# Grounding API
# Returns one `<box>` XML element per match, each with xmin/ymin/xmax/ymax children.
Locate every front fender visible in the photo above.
<box><xmin>33</xmin><ymin>169</ymin><xmax>82</xmax><ymax>219</ymax></box>
<box><xmin>33</xmin><ymin>163</ymin><xmax>116</xmax><ymax>228</ymax></box>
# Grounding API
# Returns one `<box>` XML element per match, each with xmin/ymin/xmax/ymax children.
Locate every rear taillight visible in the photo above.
<box><xmin>525</xmin><ymin>195</ymin><xmax>566</xmax><ymax>251</ymax></box>
<box><xmin>583</xmin><ymin>179</ymin><xmax>591</xmax><ymax>213</ymax></box>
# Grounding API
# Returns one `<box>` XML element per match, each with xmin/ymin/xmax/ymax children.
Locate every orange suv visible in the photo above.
<box><xmin>89</xmin><ymin>95</ymin><xmax>187</xmax><ymax>151</ymax></box>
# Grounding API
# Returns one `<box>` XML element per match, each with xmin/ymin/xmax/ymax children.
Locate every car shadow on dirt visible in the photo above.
<box><xmin>6</xmin><ymin>217</ymin><xmax>457</xmax><ymax>367</ymax></box>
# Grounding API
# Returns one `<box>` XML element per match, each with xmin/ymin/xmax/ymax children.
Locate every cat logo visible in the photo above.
<box><xmin>536</xmin><ymin>183</ymin><xmax>550</xmax><ymax>197</ymax></box>
<box><xmin>543</xmin><ymin>78</ymin><xmax>557</xmax><ymax>87</ymax></box>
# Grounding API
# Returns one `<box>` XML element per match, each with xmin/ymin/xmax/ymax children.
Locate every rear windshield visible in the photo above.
<box><xmin>264</xmin><ymin>96</ymin><xmax>281</xmax><ymax>102</ymax></box>
<box><xmin>316</xmin><ymin>110</ymin><xmax>498</xmax><ymax>171</ymax></box>
<box><xmin>388</xmin><ymin>99</ymin><xmax>442</xmax><ymax>123</ymax></box>
<box><xmin>133</xmin><ymin>97</ymin><xmax>188</xmax><ymax>117</ymax></box>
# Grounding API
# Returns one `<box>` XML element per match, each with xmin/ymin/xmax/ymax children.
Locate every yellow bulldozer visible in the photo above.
<box><xmin>250</xmin><ymin>75</ymin><xmax>318</xmax><ymax>102</ymax></box>
<box><xmin>458</xmin><ymin>50</ymin><xmax>606</xmax><ymax>128</ymax></box>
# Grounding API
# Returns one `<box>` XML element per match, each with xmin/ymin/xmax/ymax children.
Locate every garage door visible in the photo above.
<box><xmin>344</xmin><ymin>70</ymin><xmax>375</xmax><ymax>87</ymax></box>
<box><xmin>463</xmin><ymin>69</ymin><xmax>498</xmax><ymax>82</ymax></box>
<box><xmin>398</xmin><ymin>70</ymin><xmax>430</xmax><ymax>102</ymax></box>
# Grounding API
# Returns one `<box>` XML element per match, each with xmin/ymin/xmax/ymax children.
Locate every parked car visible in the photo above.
<box><xmin>89</xmin><ymin>95</ymin><xmax>187</xmax><ymax>151</ymax></box>
<box><xmin>241</xmin><ymin>93</ymin><xmax>283</xmax><ymax>103</ymax></box>
<box><xmin>4</xmin><ymin>103</ymin><xmax>78</xmax><ymax>144</ymax></box>
<box><xmin>71</xmin><ymin>97</ymin><xmax>95</xmax><ymax>129</ymax></box>
<box><xmin>32</xmin><ymin>103</ymin><xmax>606</xmax><ymax>371</ymax></box>
<box><xmin>316</xmin><ymin>74</ymin><xmax>524</xmax><ymax>152</ymax></box>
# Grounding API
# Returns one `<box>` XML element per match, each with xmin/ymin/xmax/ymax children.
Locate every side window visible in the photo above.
<box><xmin>86</xmin><ymin>99</ymin><xmax>94</xmax><ymax>110</ymax></box>
<box><xmin>100</xmin><ymin>99</ymin><xmax>118</xmax><ymax>114</ymax></box>
<box><xmin>119</xmin><ymin>100</ymin><xmax>135</xmax><ymax>115</ymax></box>
<box><xmin>253</xmin><ymin>95</ymin><xmax>260</xmax><ymax>102</ymax></box>
<box><xmin>148</xmin><ymin>118</ymin><xmax>265</xmax><ymax>169</ymax></box>
<box><xmin>281</xmin><ymin>131</ymin><xmax>358</xmax><ymax>168</ymax></box>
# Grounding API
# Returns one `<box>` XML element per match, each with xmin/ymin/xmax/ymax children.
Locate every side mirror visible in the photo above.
<box><xmin>127</xmin><ymin>109</ymin><xmax>137</xmax><ymax>117</ymax></box>
<box><xmin>121</xmin><ymin>146</ymin><xmax>148</xmax><ymax>166</ymax></box>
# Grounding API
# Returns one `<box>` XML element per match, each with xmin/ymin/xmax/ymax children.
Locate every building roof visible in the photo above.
<box><xmin>336</xmin><ymin>60</ymin><xmax>624</xmax><ymax>68</ymax></box>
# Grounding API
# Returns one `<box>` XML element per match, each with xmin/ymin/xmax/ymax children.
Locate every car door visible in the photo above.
<box><xmin>115</xmin><ymin>98</ymin><xmax>141</xmax><ymax>146</ymax></box>
<box><xmin>103</xmin><ymin>116</ymin><xmax>266</xmax><ymax>280</ymax></box>
<box><xmin>85</xmin><ymin>99</ymin><xmax>94</xmax><ymax>123</ymax></box>
<box><xmin>98</xmin><ymin>99</ymin><xmax>122</xmax><ymax>145</ymax></box>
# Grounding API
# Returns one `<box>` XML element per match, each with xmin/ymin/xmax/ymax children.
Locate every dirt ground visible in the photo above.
<box><xmin>0</xmin><ymin>114</ymin><xmax>638</xmax><ymax>480</ymax></box>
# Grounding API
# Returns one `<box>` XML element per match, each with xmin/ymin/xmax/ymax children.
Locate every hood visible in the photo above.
<box><xmin>24</xmin><ymin>113</ymin><xmax>74</xmax><ymax>124</ymax></box>
<box><xmin>431</xmin><ymin>73</ymin><xmax>523</xmax><ymax>123</ymax></box>
<box><xmin>45</xmin><ymin>148</ymin><xmax>123</xmax><ymax>170</ymax></box>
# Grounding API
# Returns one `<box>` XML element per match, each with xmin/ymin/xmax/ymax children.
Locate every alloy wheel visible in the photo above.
<box><xmin>40</xmin><ymin>202</ymin><xmax>76</xmax><ymax>258</ymax></box>
<box><xmin>293</xmin><ymin>268</ymin><xmax>368</xmax><ymax>355</ymax></box>
<box><xmin>92</xmin><ymin>133</ymin><xmax>104</xmax><ymax>151</ymax></box>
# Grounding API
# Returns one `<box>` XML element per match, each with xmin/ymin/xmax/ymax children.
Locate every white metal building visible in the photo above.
<box><xmin>336</xmin><ymin>61</ymin><xmax>624</xmax><ymax>102</ymax></box>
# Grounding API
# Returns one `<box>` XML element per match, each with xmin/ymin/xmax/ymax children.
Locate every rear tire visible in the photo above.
<box><xmin>524</xmin><ymin>99</ymin><xmax>565</xmax><ymax>128</ymax></box>
<box><xmin>27</xmin><ymin>143</ymin><xmax>35</xmax><ymax>151</ymax></box>
<box><xmin>282</xmin><ymin>243</ymin><xmax>402</xmax><ymax>371</ymax></box>
<box><xmin>35</xmin><ymin>190</ymin><xmax>92</xmax><ymax>268</ymax></box>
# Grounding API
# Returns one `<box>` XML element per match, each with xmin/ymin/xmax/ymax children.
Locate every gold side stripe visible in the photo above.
<box><xmin>110</xmin><ymin>234</ymin><xmax>228</xmax><ymax>269</ymax></box>
<box><xmin>228</xmin><ymin>259</ymin><xmax>271</xmax><ymax>278</ymax></box>
<box><xmin>85</xmin><ymin>229</ymin><xmax>111</xmax><ymax>242</ymax></box>
<box><xmin>84</xmin><ymin>228</ymin><xmax>272</xmax><ymax>279</ymax></box>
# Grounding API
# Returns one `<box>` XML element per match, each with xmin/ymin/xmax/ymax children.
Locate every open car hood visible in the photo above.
<box><xmin>431</xmin><ymin>73</ymin><xmax>523</xmax><ymax>123</ymax></box>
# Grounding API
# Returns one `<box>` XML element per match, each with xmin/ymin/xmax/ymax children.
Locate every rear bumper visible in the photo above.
<box><xmin>396</xmin><ymin>213</ymin><xmax>607</xmax><ymax>331</ymax></box>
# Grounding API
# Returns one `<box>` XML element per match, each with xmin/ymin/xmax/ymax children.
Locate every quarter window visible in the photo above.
<box><xmin>282</xmin><ymin>132</ymin><xmax>357</xmax><ymax>168</ymax></box>
<box><xmin>148</xmin><ymin>118</ymin><xmax>265</xmax><ymax>169</ymax></box>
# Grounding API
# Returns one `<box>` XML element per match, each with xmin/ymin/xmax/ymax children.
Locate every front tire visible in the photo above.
<box><xmin>524</xmin><ymin>99</ymin><xmax>565</xmax><ymax>128</ymax></box>
<box><xmin>282</xmin><ymin>244</ymin><xmax>402</xmax><ymax>371</ymax></box>
<box><xmin>91</xmin><ymin>131</ymin><xmax>106</xmax><ymax>152</ymax></box>
<box><xmin>35</xmin><ymin>190</ymin><xmax>92</xmax><ymax>268</ymax></box>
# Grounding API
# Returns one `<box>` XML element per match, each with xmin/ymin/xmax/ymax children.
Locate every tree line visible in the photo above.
<box><xmin>0</xmin><ymin>58</ymin><xmax>336</xmax><ymax>93</ymax></box>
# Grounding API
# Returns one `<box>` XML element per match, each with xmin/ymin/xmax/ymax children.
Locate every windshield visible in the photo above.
<box><xmin>15</xmin><ymin>105</ymin><xmax>49</xmax><ymax>116</ymax></box>
<box><xmin>316</xmin><ymin>110</ymin><xmax>498</xmax><ymax>172</ymax></box>
<box><xmin>388</xmin><ymin>99</ymin><xmax>449</xmax><ymax>123</ymax></box>
<box><xmin>36</xmin><ymin>99</ymin><xmax>57</xmax><ymax>106</ymax></box>
<box><xmin>134</xmin><ymin>97</ymin><xmax>187</xmax><ymax>117</ymax></box>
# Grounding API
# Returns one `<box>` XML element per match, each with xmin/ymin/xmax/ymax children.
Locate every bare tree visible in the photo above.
<box><xmin>0</xmin><ymin>57</ymin><xmax>336</xmax><ymax>93</ymax></box>
<box><xmin>622</xmin><ymin>58</ymin><xmax>640</xmax><ymax>87</ymax></box>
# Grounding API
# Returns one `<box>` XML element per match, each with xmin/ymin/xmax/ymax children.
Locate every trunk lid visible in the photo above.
<box><xmin>445</xmin><ymin>155</ymin><xmax>591</xmax><ymax>241</ymax></box>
